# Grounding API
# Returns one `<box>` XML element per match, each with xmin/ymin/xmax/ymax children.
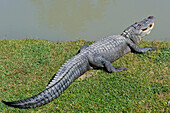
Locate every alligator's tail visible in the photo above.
<box><xmin>2</xmin><ymin>54</ymin><xmax>89</xmax><ymax>109</ymax></box>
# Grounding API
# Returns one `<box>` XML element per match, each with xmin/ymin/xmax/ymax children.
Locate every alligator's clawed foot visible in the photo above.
<box><xmin>106</xmin><ymin>65</ymin><xmax>128</xmax><ymax>73</ymax></box>
<box><xmin>115</xmin><ymin>67</ymin><xmax>128</xmax><ymax>72</ymax></box>
<box><xmin>151</xmin><ymin>47</ymin><xmax>157</xmax><ymax>51</ymax></box>
<box><xmin>144</xmin><ymin>47</ymin><xmax>157</xmax><ymax>51</ymax></box>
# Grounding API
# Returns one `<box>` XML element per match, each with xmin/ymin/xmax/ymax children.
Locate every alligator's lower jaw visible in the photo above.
<box><xmin>151</xmin><ymin>22</ymin><xmax>154</xmax><ymax>29</ymax></box>
<box><xmin>146</xmin><ymin>31</ymin><xmax>151</xmax><ymax>36</ymax></box>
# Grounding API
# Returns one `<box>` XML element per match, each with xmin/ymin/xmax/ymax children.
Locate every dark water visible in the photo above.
<box><xmin>0</xmin><ymin>0</ymin><xmax>169</xmax><ymax>42</ymax></box>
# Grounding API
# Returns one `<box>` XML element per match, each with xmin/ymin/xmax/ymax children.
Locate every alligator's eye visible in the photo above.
<box><xmin>142</xmin><ymin>28</ymin><xmax>148</xmax><ymax>31</ymax></box>
<box><xmin>138</xmin><ymin>24</ymin><xmax>142</xmax><ymax>27</ymax></box>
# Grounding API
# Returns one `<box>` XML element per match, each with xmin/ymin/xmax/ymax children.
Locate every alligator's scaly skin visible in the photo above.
<box><xmin>2</xmin><ymin>16</ymin><xmax>157</xmax><ymax>108</ymax></box>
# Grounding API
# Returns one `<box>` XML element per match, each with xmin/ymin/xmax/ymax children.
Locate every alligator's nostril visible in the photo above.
<box><xmin>148</xmin><ymin>16</ymin><xmax>153</xmax><ymax>19</ymax></box>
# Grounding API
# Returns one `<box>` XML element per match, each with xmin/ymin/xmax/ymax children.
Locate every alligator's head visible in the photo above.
<box><xmin>132</xmin><ymin>16</ymin><xmax>155</xmax><ymax>37</ymax></box>
<box><xmin>122</xmin><ymin>16</ymin><xmax>155</xmax><ymax>44</ymax></box>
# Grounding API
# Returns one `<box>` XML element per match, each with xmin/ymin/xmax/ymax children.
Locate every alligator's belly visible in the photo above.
<box><xmin>101</xmin><ymin>44</ymin><xmax>130</xmax><ymax>62</ymax></box>
<box><xmin>87</xmin><ymin>35</ymin><xmax>131</xmax><ymax>62</ymax></box>
<box><xmin>90</xmin><ymin>41</ymin><xmax>130</xmax><ymax>63</ymax></box>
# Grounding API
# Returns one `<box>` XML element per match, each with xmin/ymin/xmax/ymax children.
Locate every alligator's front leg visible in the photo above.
<box><xmin>127</xmin><ymin>40</ymin><xmax>157</xmax><ymax>53</ymax></box>
<box><xmin>88</xmin><ymin>54</ymin><xmax>128</xmax><ymax>73</ymax></box>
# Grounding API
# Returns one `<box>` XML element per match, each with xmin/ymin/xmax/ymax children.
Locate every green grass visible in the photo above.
<box><xmin>0</xmin><ymin>39</ymin><xmax>169</xmax><ymax>112</ymax></box>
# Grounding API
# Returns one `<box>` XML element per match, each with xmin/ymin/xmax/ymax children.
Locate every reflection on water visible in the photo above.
<box><xmin>0</xmin><ymin>0</ymin><xmax>169</xmax><ymax>42</ymax></box>
<box><xmin>31</xmin><ymin>0</ymin><xmax>112</xmax><ymax>36</ymax></box>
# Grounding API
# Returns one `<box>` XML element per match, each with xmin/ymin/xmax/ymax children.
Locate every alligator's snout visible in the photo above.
<box><xmin>148</xmin><ymin>16</ymin><xmax>154</xmax><ymax>19</ymax></box>
<box><xmin>148</xmin><ymin>16</ymin><xmax>155</xmax><ymax>24</ymax></box>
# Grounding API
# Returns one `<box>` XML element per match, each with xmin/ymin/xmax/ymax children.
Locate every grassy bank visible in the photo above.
<box><xmin>0</xmin><ymin>39</ymin><xmax>169</xmax><ymax>112</ymax></box>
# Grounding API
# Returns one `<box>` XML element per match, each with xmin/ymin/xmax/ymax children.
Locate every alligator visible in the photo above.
<box><xmin>2</xmin><ymin>16</ymin><xmax>157</xmax><ymax>108</ymax></box>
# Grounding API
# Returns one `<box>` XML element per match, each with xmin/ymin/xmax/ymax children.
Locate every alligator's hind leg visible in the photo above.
<box><xmin>78</xmin><ymin>44</ymin><xmax>89</xmax><ymax>53</ymax></box>
<box><xmin>88</xmin><ymin>54</ymin><xmax>128</xmax><ymax>73</ymax></box>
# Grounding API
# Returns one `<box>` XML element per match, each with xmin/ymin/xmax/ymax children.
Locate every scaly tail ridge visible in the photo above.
<box><xmin>2</xmin><ymin>54</ymin><xmax>89</xmax><ymax>108</ymax></box>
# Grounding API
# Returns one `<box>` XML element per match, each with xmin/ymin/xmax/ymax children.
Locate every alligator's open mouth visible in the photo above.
<box><xmin>149</xmin><ymin>22</ymin><xmax>154</xmax><ymax>29</ymax></box>
<box><xmin>141</xmin><ymin>22</ymin><xmax>155</xmax><ymax>36</ymax></box>
<box><xmin>142</xmin><ymin>22</ymin><xmax>154</xmax><ymax>31</ymax></box>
